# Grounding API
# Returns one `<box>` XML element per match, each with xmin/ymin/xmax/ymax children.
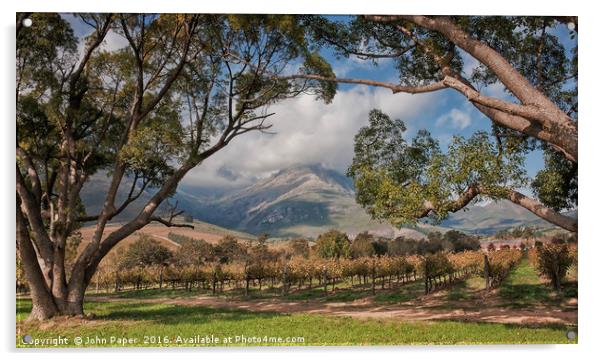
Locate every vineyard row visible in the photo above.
<box><xmin>89</xmin><ymin>249</ymin><xmax>523</xmax><ymax>296</ymax></box>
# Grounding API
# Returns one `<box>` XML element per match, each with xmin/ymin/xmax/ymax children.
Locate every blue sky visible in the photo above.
<box><xmin>62</xmin><ymin>14</ymin><xmax>577</xmax><ymax>194</ymax></box>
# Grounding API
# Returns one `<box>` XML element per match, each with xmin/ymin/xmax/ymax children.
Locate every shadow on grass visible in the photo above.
<box><xmin>374</xmin><ymin>281</ymin><xmax>424</xmax><ymax>303</ymax></box>
<box><xmin>95</xmin><ymin>288</ymin><xmax>207</xmax><ymax>299</ymax></box>
<box><xmin>17</xmin><ymin>296</ymin><xmax>577</xmax><ymax>345</ymax></box>
<box><xmin>498</xmin><ymin>283</ymin><xmax>556</xmax><ymax>308</ymax></box>
<box><xmin>93</xmin><ymin>301</ymin><xmax>282</xmax><ymax>326</ymax></box>
<box><xmin>445</xmin><ymin>280</ymin><xmax>472</xmax><ymax>301</ymax></box>
<box><xmin>324</xmin><ymin>290</ymin><xmax>370</xmax><ymax>302</ymax></box>
<box><xmin>284</xmin><ymin>288</ymin><xmax>325</xmax><ymax>301</ymax></box>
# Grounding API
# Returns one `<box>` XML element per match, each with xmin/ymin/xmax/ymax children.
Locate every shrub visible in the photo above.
<box><xmin>350</xmin><ymin>232</ymin><xmax>375</xmax><ymax>258</ymax></box>
<box><xmin>288</xmin><ymin>238</ymin><xmax>310</xmax><ymax>258</ymax></box>
<box><xmin>119</xmin><ymin>234</ymin><xmax>173</xmax><ymax>269</ymax></box>
<box><xmin>535</xmin><ymin>243</ymin><xmax>575</xmax><ymax>291</ymax></box>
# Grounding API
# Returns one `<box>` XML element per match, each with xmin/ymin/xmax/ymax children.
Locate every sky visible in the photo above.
<box><xmin>63</xmin><ymin>14</ymin><xmax>577</xmax><ymax>194</ymax></box>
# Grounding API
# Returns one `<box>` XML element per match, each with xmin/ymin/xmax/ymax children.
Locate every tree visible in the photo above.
<box><xmin>426</xmin><ymin>232</ymin><xmax>453</xmax><ymax>253</ymax></box>
<box><xmin>172</xmin><ymin>238</ymin><xmax>213</xmax><ymax>267</ymax></box>
<box><xmin>350</xmin><ymin>232</ymin><xmax>375</xmax><ymax>258</ymax></box>
<box><xmin>118</xmin><ymin>235</ymin><xmax>172</xmax><ymax>269</ymax></box>
<box><xmin>347</xmin><ymin>110</ymin><xmax>577</xmax><ymax>232</ymax></box>
<box><xmin>372</xmin><ymin>237</ymin><xmax>389</xmax><ymax>256</ymax></box>
<box><xmin>248</xmin><ymin>236</ymin><xmax>281</xmax><ymax>264</ymax></box>
<box><xmin>213</xmin><ymin>236</ymin><xmax>247</xmax><ymax>264</ymax></box>
<box><xmin>315</xmin><ymin>229</ymin><xmax>351</xmax><ymax>259</ymax></box>
<box><xmin>443</xmin><ymin>230</ymin><xmax>481</xmax><ymax>252</ymax></box>
<box><xmin>388</xmin><ymin>236</ymin><xmax>420</xmax><ymax>256</ymax></box>
<box><xmin>288</xmin><ymin>238</ymin><xmax>310</xmax><ymax>259</ymax></box>
<box><xmin>16</xmin><ymin>13</ymin><xmax>331</xmax><ymax>319</ymax></box>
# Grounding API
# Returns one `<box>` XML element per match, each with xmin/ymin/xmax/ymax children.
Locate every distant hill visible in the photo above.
<box><xmin>76</xmin><ymin>219</ymin><xmax>256</xmax><ymax>266</ymax></box>
<box><xmin>439</xmin><ymin>199</ymin><xmax>559</xmax><ymax>235</ymax></box>
<box><xmin>80</xmin><ymin>173</ymin><xmax>172</xmax><ymax>222</ymax></box>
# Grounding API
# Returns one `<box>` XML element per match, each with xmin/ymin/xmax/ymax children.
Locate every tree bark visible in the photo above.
<box><xmin>503</xmin><ymin>189</ymin><xmax>577</xmax><ymax>233</ymax></box>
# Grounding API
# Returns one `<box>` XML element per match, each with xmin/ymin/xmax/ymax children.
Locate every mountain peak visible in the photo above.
<box><xmin>270</xmin><ymin>163</ymin><xmax>354</xmax><ymax>193</ymax></box>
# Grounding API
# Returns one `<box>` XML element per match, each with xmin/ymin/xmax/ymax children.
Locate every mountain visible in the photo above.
<box><xmin>178</xmin><ymin>164</ymin><xmax>426</xmax><ymax>239</ymax></box>
<box><xmin>81</xmin><ymin>165</ymin><xmax>566</xmax><ymax>239</ymax></box>
<box><xmin>439</xmin><ymin>199</ymin><xmax>557</xmax><ymax>235</ymax></box>
<box><xmin>80</xmin><ymin>173</ymin><xmax>156</xmax><ymax>222</ymax></box>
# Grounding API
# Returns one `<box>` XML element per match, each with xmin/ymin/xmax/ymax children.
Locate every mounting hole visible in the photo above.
<box><xmin>22</xmin><ymin>18</ymin><xmax>33</xmax><ymax>28</ymax></box>
<box><xmin>22</xmin><ymin>334</ymin><xmax>33</xmax><ymax>344</ymax></box>
<box><xmin>567</xmin><ymin>22</ymin><xmax>575</xmax><ymax>31</ymax></box>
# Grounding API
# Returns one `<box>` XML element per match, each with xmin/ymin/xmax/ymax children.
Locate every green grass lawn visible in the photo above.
<box><xmin>16</xmin><ymin>299</ymin><xmax>576</xmax><ymax>347</ymax></box>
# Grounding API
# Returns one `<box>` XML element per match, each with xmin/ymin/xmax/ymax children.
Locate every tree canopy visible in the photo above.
<box><xmin>347</xmin><ymin>109</ymin><xmax>576</xmax><ymax>232</ymax></box>
<box><xmin>315</xmin><ymin>229</ymin><xmax>351</xmax><ymax>259</ymax></box>
<box><xmin>300</xmin><ymin>16</ymin><xmax>577</xmax><ymax>161</ymax></box>
<box><xmin>118</xmin><ymin>235</ymin><xmax>173</xmax><ymax>269</ymax></box>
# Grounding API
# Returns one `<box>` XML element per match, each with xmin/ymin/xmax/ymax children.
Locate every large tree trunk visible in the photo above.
<box><xmin>17</xmin><ymin>207</ymin><xmax>60</xmax><ymax>320</ymax></box>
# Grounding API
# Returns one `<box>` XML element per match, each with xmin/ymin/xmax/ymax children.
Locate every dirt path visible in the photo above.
<box><xmin>149</xmin><ymin>234</ymin><xmax>182</xmax><ymax>249</ymax></box>
<box><xmin>90</xmin><ymin>288</ymin><xmax>577</xmax><ymax>326</ymax></box>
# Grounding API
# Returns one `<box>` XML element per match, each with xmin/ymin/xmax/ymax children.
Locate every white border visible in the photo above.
<box><xmin>2</xmin><ymin>1</ymin><xmax>600</xmax><ymax>360</ymax></box>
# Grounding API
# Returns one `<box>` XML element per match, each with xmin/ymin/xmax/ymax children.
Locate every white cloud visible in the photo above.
<box><xmin>181</xmin><ymin>86</ymin><xmax>436</xmax><ymax>188</ymax></box>
<box><xmin>435</xmin><ymin>108</ymin><xmax>472</xmax><ymax>130</ymax></box>
<box><xmin>100</xmin><ymin>30</ymin><xmax>129</xmax><ymax>52</ymax></box>
<box><xmin>482</xmin><ymin>81</ymin><xmax>510</xmax><ymax>100</ymax></box>
<box><xmin>332</xmin><ymin>55</ymin><xmax>393</xmax><ymax>77</ymax></box>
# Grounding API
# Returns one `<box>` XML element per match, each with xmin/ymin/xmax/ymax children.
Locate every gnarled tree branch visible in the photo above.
<box><xmin>418</xmin><ymin>184</ymin><xmax>577</xmax><ymax>232</ymax></box>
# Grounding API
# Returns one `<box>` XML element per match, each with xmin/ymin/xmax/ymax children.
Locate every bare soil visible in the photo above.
<box><xmin>90</xmin><ymin>286</ymin><xmax>577</xmax><ymax>326</ymax></box>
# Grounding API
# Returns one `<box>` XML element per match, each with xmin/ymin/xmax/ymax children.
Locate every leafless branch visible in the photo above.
<box><xmin>149</xmin><ymin>200</ymin><xmax>194</xmax><ymax>229</ymax></box>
